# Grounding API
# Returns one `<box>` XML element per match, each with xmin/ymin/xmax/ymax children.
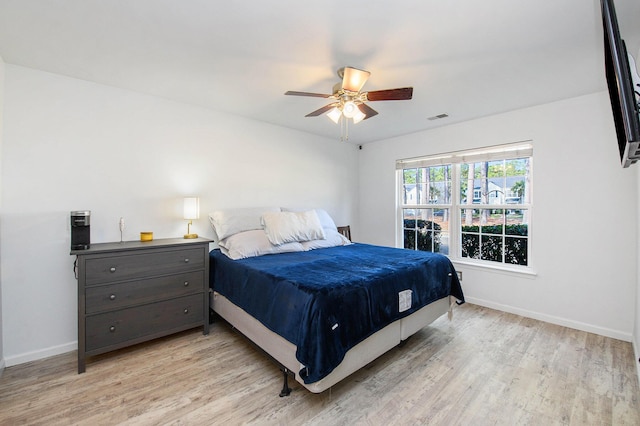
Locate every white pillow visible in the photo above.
<box><xmin>218</xmin><ymin>229</ymin><xmax>304</xmax><ymax>260</ymax></box>
<box><xmin>282</xmin><ymin>208</ymin><xmax>338</xmax><ymax>231</ymax></box>
<box><xmin>261</xmin><ymin>210</ymin><xmax>326</xmax><ymax>245</ymax></box>
<box><xmin>301</xmin><ymin>229</ymin><xmax>352</xmax><ymax>251</ymax></box>
<box><xmin>209</xmin><ymin>207</ymin><xmax>280</xmax><ymax>240</ymax></box>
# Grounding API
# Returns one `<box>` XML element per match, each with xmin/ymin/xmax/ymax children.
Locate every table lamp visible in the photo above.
<box><xmin>183</xmin><ymin>197</ymin><xmax>199</xmax><ymax>239</ymax></box>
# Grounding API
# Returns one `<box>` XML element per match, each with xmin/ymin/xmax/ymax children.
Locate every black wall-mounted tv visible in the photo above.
<box><xmin>601</xmin><ymin>0</ymin><xmax>640</xmax><ymax>168</ymax></box>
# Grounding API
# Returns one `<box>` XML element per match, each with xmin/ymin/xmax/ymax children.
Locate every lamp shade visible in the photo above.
<box><xmin>183</xmin><ymin>197</ymin><xmax>200</xmax><ymax>220</ymax></box>
<box><xmin>342</xmin><ymin>101</ymin><xmax>358</xmax><ymax>118</ymax></box>
<box><xmin>352</xmin><ymin>109</ymin><xmax>366</xmax><ymax>124</ymax></box>
<box><xmin>341</xmin><ymin>67</ymin><xmax>370</xmax><ymax>92</ymax></box>
<box><xmin>327</xmin><ymin>107</ymin><xmax>342</xmax><ymax>123</ymax></box>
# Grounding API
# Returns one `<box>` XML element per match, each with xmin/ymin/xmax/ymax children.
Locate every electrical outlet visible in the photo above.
<box><xmin>457</xmin><ymin>271</ymin><xmax>462</xmax><ymax>281</ymax></box>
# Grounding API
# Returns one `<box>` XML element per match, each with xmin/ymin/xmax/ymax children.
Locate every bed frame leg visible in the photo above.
<box><xmin>279</xmin><ymin>368</ymin><xmax>292</xmax><ymax>397</ymax></box>
<box><xmin>398</xmin><ymin>336</ymin><xmax>411</xmax><ymax>347</ymax></box>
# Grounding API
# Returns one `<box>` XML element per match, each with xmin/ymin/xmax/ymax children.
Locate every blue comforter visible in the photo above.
<box><xmin>209</xmin><ymin>243</ymin><xmax>464</xmax><ymax>384</ymax></box>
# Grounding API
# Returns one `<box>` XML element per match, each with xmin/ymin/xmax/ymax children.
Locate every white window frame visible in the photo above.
<box><xmin>396</xmin><ymin>142</ymin><xmax>534</xmax><ymax>273</ymax></box>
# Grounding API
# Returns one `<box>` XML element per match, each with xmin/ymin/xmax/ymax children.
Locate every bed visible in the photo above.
<box><xmin>208</xmin><ymin>207</ymin><xmax>464</xmax><ymax>394</ymax></box>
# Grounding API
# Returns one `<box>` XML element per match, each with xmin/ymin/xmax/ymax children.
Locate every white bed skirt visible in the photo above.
<box><xmin>211</xmin><ymin>291</ymin><xmax>451</xmax><ymax>393</ymax></box>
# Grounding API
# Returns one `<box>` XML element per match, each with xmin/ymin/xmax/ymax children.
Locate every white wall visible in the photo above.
<box><xmin>0</xmin><ymin>65</ymin><xmax>359</xmax><ymax>365</ymax></box>
<box><xmin>358</xmin><ymin>92</ymin><xmax>638</xmax><ymax>341</ymax></box>
<box><xmin>0</xmin><ymin>54</ymin><xmax>5</xmax><ymax>372</ymax></box>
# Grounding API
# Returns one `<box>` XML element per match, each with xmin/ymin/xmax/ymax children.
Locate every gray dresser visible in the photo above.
<box><xmin>72</xmin><ymin>237</ymin><xmax>211</xmax><ymax>373</ymax></box>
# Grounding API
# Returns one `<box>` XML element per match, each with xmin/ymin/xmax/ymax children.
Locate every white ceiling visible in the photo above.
<box><xmin>0</xmin><ymin>0</ymin><xmax>639</xmax><ymax>144</ymax></box>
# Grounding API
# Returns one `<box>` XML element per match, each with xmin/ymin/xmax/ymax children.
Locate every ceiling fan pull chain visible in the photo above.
<box><xmin>345</xmin><ymin>116</ymin><xmax>349</xmax><ymax>141</ymax></box>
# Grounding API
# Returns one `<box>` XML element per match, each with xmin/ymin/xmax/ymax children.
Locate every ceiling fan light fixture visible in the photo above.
<box><xmin>327</xmin><ymin>107</ymin><xmax>342</xmax><ymax>123</ymax></box>
<box><xmin>342</xmin><ymin>101</ymin><xmax>358</xmax><ymax>118</ymax></box>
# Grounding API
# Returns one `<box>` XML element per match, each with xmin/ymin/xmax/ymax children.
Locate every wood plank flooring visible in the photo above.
<box><xmin>1</xmin><ymin>303</ymin><xmax>638</xmax><ymax>425</ymax></box>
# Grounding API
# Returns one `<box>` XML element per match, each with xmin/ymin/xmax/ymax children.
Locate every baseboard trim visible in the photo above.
<box><xmin>4</xmin><ymin>341</ymin><xmax>77</xmax><ymax>367</ymax></box>
<box><xmin>465</xmin><ymin>296</ymin><xmax>633</xmax><ymax>342</ymax></box>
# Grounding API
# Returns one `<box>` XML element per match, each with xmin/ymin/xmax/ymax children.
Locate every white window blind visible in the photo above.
<box><xmin>396</xmin><ymin>141</ymin><xmax>533</xmax><ymax>169</ymax></box>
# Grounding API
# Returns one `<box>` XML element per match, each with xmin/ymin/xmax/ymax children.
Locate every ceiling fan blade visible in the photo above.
<box><xmin>366</xmin><ymin>87</ymin><xmax>413</xmax><ymax>101</ymax></box>
<box><xmin>305</xmin><ymin>103</ymin><xmax>338</xmax><ymax>117</ymax></box>
<box><xmin>358</xmin><ymin>103</ymin><xmax>379</xmax><ymax>120</ymax></box>
<box><xmin>285</xmin><ymin>91</ymin><xmax>332</xmax><ymax>98</ymax></box>
<box><xmin>341</xmin><ymin>67</ymin><xmax>371</xmax><ymax>92</ymax></box>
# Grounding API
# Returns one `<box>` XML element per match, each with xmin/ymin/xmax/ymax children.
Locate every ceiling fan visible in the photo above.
<box><xmin>285</xmin><ymin>67</ymin><xmax>413</xmax><ymax>124</ymax></box>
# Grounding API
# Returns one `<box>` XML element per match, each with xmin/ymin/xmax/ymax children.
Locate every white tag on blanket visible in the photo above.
<box><xmin>399</xmin><ymin>290</ymin><xmax>412</xmax><ymax>312</ymax></box>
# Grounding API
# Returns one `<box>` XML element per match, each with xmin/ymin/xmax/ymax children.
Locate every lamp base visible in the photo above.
<box><xmin>184</xmin><ymin>233</ymin><xmax>198</xmax><ymax>239</ymax></box>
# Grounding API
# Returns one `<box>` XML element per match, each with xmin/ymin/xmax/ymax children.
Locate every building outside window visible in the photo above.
<box><xmin>397</xmin><ymin>142</ymin><xmax>533</xmax><ymax>269</ymax></box>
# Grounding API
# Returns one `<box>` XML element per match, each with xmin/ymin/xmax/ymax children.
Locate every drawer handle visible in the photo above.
<box><xmin>183</xmin><ymin>308</ymin><xmax>189</xmax><ymax>314</ymax></box>
<box><xmin>109</xmin><ymin>326</ymin><xmax>116</xmax><ymax>332</ymax></box>
<box><xmin>109</xmin><ymin>267</ymin><xmax>116</xmax><ymax>273</ymax></box>
<box><xmin>109</xmin><ymin>294</ymin><xmax>116</xmax><ymax>301</ymax></box>
<box><xmin>183</xmin><ymin>281</ymin><xmax>189</xmax><ymax>287</ymax></box>
<box><xmin>184</xmin><ymin>258</ymin><xmax>190</xmax><ymax>263</ymax></box>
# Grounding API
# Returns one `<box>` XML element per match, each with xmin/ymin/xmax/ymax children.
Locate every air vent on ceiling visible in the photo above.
<box><xmin>428</xmin><ymin>113</ymin><xmax>449</xmax><ymax>121</ymax></box>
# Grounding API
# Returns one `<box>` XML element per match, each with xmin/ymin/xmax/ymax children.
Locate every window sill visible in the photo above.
<box><xmin>450</xmin><ymin>258</ymin><xmax>537</xmax><ymax>278</ymax></box>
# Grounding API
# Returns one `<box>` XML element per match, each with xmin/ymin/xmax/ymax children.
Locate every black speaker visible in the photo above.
<box><xmin>71</xmin><ymin>210</ymin><xmax>91</xmax><ymax>250</ymax></box>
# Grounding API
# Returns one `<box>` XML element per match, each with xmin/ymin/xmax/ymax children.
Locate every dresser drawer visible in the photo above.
<box><xmin>85</xmin><ymin>247</ymin><xmax>204</xmax><ymax>285</ymax></box>
<box><xmin>85</xmin><ymin>271</ymin><xmax>204</xmax><ymax>314</ymax></box>
<box><xmin>85</xmin><ymin>294</ymin><xmax>204</xmax><ymax>352</ymax></box>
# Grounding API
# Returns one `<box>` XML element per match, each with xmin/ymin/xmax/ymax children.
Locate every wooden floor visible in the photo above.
<box><xmin>1</xmin><ymin>303</ymin><xmax>639</xmax><ymax>425</ymax></box>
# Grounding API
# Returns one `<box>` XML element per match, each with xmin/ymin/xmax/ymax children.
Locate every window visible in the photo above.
<box><xmin>401</xmin><ymin>165</ymin><xmax>452</xmax><ymax>255</ymax></box>
<box><xmin>397</xmin><ymin>143</ymin><xmax>533</xmax><ymax>269</ymax></box>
